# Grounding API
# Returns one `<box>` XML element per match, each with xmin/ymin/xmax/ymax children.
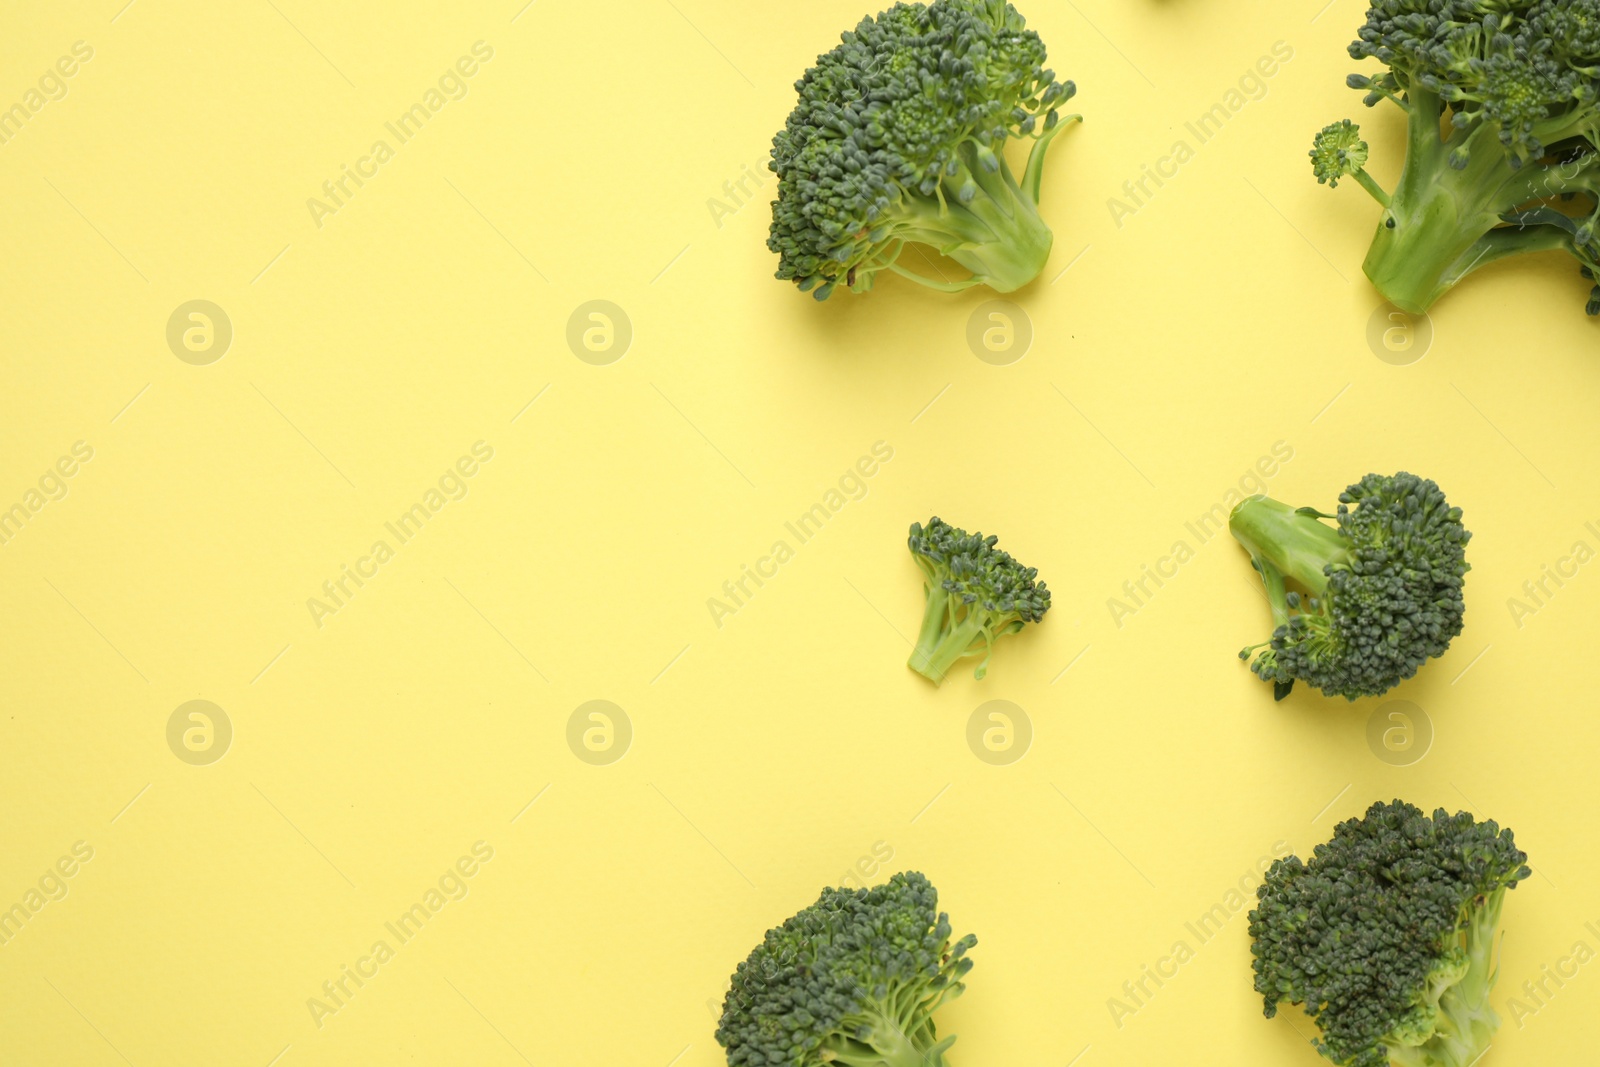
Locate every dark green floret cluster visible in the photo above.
<box><xmin>907</xmin><ymin>516</ymin><xmax>1050</xmax><ymax>683</ymax></box>
<box><xmin>716</xmin><ymin>871</ymin><xmax>976</xmax><ymax>1067</ymax></box>
<box><xmin>769</xmin><ymin>0</ymin><xmax>1079</xmax><ymax>299</ymax></box>
<box><xmin>1311</xmin><ymin>0</ymin><xmax>1600</xmax><ymax>314</ymax></box>
<box><xmin>1250</xmin><ymin>800</ymin><xmax>1529</xmax><ymax>1067</ymax></box>
<box><xmin>1231</xmin><ymin>473</ymin><xmax>1470</xmax><ymax>701</ymax></box>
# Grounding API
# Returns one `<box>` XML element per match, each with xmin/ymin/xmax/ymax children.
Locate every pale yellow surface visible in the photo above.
<box><xmin>2</xmin><ymin>1</ymin><xmax>1597</xmax><ymax>1064</ymax></box>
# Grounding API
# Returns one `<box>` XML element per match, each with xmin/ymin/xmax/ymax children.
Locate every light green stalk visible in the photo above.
<box><xmin>1360</xmin><ymin>90</ymin><xmax>1600</xmax><ymax>312</ymax></box>
<box><xmin>869</xmin><ymin>119</ymin><xmax>1079</xmax><ymax>294</ymax></box>
<box><xmin>1386</xmin><ymin>889</ymin><xmax>1508</xmax><ymax>1067</ymax></box>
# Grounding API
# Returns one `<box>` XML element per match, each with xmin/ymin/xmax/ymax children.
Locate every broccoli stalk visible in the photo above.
<box><xmin>1310</xmin><ymin>1</ymin><xmax>1600</xmax><ymax>315</ymax></box>
<box><xmin>806</xmin><ymin>994</ymin><xmax>959</xmax><ymax>1067</ymax></box>
<box><xmin>715</xmin><ymin>872</ymin><xmax>975</xmax><ymax>1067</ymax></box>
<box><xmin>907</xmin><ymin>517</ymin><xmax>1050</xmax><ymax>684</ymax></box>
<box><xmin>1229</xmin><ymin>496</ymin><xmax>1349</xmax><ymax>608</ymax></box>
<box><xmin>768</xmin><ymin>0</ymin><xmax>1081</xmax><ymax>300</ymax></box>
<box><xmin>1230</xmin><ymin>473</ymin><xmax>1471</xmax><ymax>701</ymax></box>
<box><xmin>1250</xmin><ymin>801</ymin><xmax>1528</xmax><ymax>1067</ymax></box>
<box><xmin>908</xmin><ymin>578</ymin><xmax>992</xmax><ymax>683</ymax></box>
<box><xmin>883</xmin><ymin>127</ymin><xmax>1073</xmax><ymax>295</ymax></box>
<box><xmin>1230</xmin><ymin>498</ymin><xmax>1349</xmax><ymax>694</ymax></box>
<box><xmin>1380</xmin><ymin>885</ymin><xmax>1509</xmax><ymax>1067</ymax></box>
<box><xmin>1327</xmin><ymin>100</ymin><xmax>1599</xmax><ymax>314</ymax></box>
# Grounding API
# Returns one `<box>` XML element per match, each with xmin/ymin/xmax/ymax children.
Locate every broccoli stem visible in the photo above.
<box><xmin>945</xmin><ymin>154</ymin><xmax>1054</xmax><ymax>293</ymax></box>
<box><xmin>1351</xmin><ymin>167</ymin><xmax>1392</xmax><ymax>208</ymax></box>
<box><xmin>1363</xmin><ymin>90</ymin><xmax>1600</xmax><ymax>312</ymax></box>
<box><xmin>885</xmin><ymin>260</ymin><xmax>985</xmax><ymax>292</ymax></box>
<box><xmin>1254</xmin><ymin>556</ymin><xmax>1291</xmax><ymax>634</ymax></box>
<box><xmin>1386</xmin><ymin>888</ymin><xmax>1508</xmax><ymax>1067</ymax></box>
<box><xmin>1364</xmin><ymin>95</ymin><xmax>1509</xmax><ymax>312</ymax></box>
<box><xmin>1451</xmin><ymin>887</ymin><xmax>1507</xmax><ymax>1046</ymax></box>
<box><xmin>1021</xmin><ymin>113</ymin><xmax>1081</xmax><ymax>205</ymax></box>
<box><xmin>1230</xmin><ymin>496</ymin><xmax>1351</xmax><ymax>700</ymax></box>
<box><xmin>908</xmin><ymin>587</ymin><xmax>988</xmax><ymax>683</ymax></box>
<box><xmin>1229</xmin><ymin>496</ymin><xmax>1349</xmax><ymax>599</ymax></box>
<box><xmin>823</xmin><ymin>1007</ymin><xmax>956</xmax><ymax>1067</ymax></box>
<box><xmin>889</xmin><ymin>143</ymin><xmax>1055</xmax><ymax>294</ymax></box>
<box><xmin>1446</xmin><ymin>221</ymin><xmax>1577</xmax><ymax>281</ymax></box>
<box><xmin>821</xmin><ymin>1040</ymin><xmax>948</xmax><ymax>1067</ymax></box>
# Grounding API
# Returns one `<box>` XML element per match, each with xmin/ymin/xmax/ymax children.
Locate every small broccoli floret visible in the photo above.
<box><xmin>769</xmin><ymin>0</ymin><xmax>1080</xmax><ymax>300</ymax></box>
<box><xmin>1310</xmin><ymin>119</ymin><xmax>1369</xmax><ymax>188</ymax></box>
<box><xmin>1311</xmin><ymin>120</ymin><xmax>1391</xmax><ymax>205</ymax></box>
<box><xmin>1314</xmin><ymin>0</ymin><xmax>1600</xmax><ymax>314</ymax></box>
<box><xmin>716</xmin><ymin>871</ymin><xmax>976</xmax><ymax>1067</ymax></box>
<box><xmin>1230</xmin><ymin>473</ymin><xmax>1470</xmax><ymax>701</ymax></box>
<box><xmin>1250</xmin><ymin>800</ymin><xmax>1530</xmax><ymax>1067</ymax></box>
<box><xmin>906</xmin><ymin>517</ymin><xmax>1050</xmax><ymax>683</ymax></box>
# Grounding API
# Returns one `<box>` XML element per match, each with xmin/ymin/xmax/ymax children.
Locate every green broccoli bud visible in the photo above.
<box><xmin>906</xmin><ymin>517</ymin><xmax>1050</xmax><ymax>684</ymax></box>
<box><xmin>1250</xmin><ymin>800</ymin><xmax>1530</xmax><ymax>1067</ymax></box>
<box><xmin>1311</xmin><ymin>119</ymin><xmax>1392</xmax><ymax>206</ymax></box>
<box><xmin>1314</xmin><ymin>0</ymin><xmax>1600</xmax><ymax>313</ymax></box>
<box><xmin>1310</xmin><ymin>119</ymin><xmax>1369</xmax><ymax>187</ymax></box>
<box><xmin>1230</xmin><ymin>472</ymin><xmax>1470</xmax><ymax>701</ymax></box>
<box><xmin>768</xmin><ymin>0</ymin><xmax>1081</xmax><ymax>300</ymax></box>
<box><xmin>716</xmin><ymin>871</ymin><xmax>976</xmax><ymax>1067</ymax></box>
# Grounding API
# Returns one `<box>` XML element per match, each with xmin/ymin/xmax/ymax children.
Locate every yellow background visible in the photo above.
<box><xmin>2</xmin><ymin>0</ymin><xmax>1597</xmax><ymax>1064</ymax></box>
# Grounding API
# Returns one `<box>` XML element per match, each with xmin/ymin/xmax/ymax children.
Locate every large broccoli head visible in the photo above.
<box><xmin>716</xmin><ymin>871</ymin><xmax>976</xmax><ymax>1067</ymax></box>
<box><xmin>1250</xmin><ymin>800</ymin><xmax>1530</xmax><ymax>1067</ymax></box>
<box><xmin>1231</xmin><ymin>473</ymin><xmax>1470</xmax><ymax>701</ymax></box>
<box><xmin>1310</xmin><ymin>0</ymin><xmax>1600</xmax><ymax>314</ymax></box>
<box><xmin>769</xmin><ymin>0</ymin><xmax>1079</xmax><ymax>299</ymax></box>
<box><xmin>907</xmin><ymin>516</ymin><xmax>1050</xmax><ymax>684</ymax></box>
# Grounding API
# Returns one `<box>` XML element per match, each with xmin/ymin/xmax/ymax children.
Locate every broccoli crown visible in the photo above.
<box><xmin>1232</xmin><ymin>473</ymin><xmax>1470</xmax><ymax>701</ymax></box>
<box><xmin>716</xmin><ymin>871</ymin><xmax>975</xmax><ymax>1067</ymax></box>
<box><xmin>769</xmin><ymin>0</ymin><xmax>1076</xmax><ymax>299</ymax></box>
<box><xmin>906</xmin><ymin>517</ymin><xmax>1050</xmax><ymax>682</ymax></box>
<box><xmin>1310</xmin><ymin>119</ymin><xmax>1370</xmax><ymax>187</ymax></box>
<box><xmin>1349</xmin><ymin>0</ymin><xmax>1600</xmax><ymax>165</ymax></box>
<box><xmin>1250</xmin><ymin>800</ymin><xmax>1530</xmax><ymax>1067</ymax></box>
<box><xmin>909</xmin><ymin>516</ymin><xmax>1050</xmax><ymax>622</ymax></box>
<box><xmin>1316</xmin><ymin>0</ymin><xmax>1600</xmax><ymax>313</ymax></box>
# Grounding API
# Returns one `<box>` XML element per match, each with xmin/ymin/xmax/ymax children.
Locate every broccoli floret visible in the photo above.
<box><xmin>907</xmin><ymin>516</ymin><xmax>1050</xmax><ymax>683</ymax></box>
<box><xmin>715</xmin><ymin>871</ymin><xmax>976</xmax><ymax>1067</ymax></box>
<box><xmin>1313</xmin><ymin>0</ymin><xmax>1600</xmax><ymax>314</ymax></box>
<box><xmin>1311</xmin><ymin>119</ymin><xmax>1387</xmax><ymax>204</ymax></box>
<box><xmin>1250</xmin><ymin>800</ymin><xmax>1530</xmax><ymax>1067</ymax></box>
<box><xmin>769</xmin><ymin>0</ymin><xmax>1080</xmax><ymax>300</ymax></box>
<box><xmin>1230</xmin><ymin>473</ymin><xmax>1470</xmax><ymax>701</ymax></box>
